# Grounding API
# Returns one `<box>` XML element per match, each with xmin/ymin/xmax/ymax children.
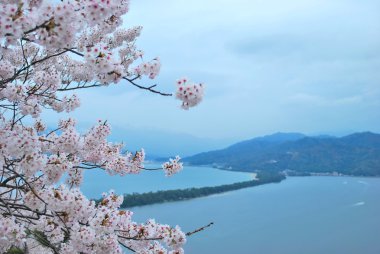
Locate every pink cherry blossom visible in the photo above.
<box><xmin>0</xmin><ymin>0</ymin><xmax>205</xmax><ymax>253</ymax></box>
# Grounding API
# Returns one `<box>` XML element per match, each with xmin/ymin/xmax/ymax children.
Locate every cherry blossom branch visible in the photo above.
<box><xmin>0</xmin><ymin>1</ymin><xmax>204</xmax><ymax>252</ymax></box>
<box><xmin>0</xmin><ymin>48</ymin><xmax>74</xmax><ymax>87</ymax></box>
<box><xmin>116</xmin><ymin>222</ymin><xmax>214</xmax><ymax>240</ymax></box>
<box><xmin>118</xmin><ymin>241</ymin><xmax>137</xmax><ymax>253</ymax></box>
<box><xmin>122</xmin><ymin>77</ymin><xmax>172</xmax><ymax>96</ymax></box>
<box><xmin>142</xmin><ymin>168</ymin><xmax>161</xmax><ymax>171</ymax></box>
<box><xmin>57</xmin><ymin>83</ymin><xmax>103</xmax><ymax>91</ymax></box>
<box><xmin>186</xmin><ymin>222</ymin><xmax>214</xmax><ymax>236</ymax></box>
<box><xmin>60</xmin><ymin>48</ymin><xmax>172</xmax><ymax>96</ymax></box>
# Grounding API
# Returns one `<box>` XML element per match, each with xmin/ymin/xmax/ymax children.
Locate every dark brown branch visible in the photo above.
<box><xmin>186</xmin><ymin>222</ymin><xmax>214</xmax><ymax>236</ymax></box>
<box><xmin>23</xmin><ymin>20</ymin><xmax>50</xmax><ymax>35</ymax></box>
<box><xmin>118</xmin><ymin>241</ymin><xmax>136</xmax><ymax>253</ymax></box>
<box><xmin>117</xmin><ymin>235</ymin><xmax>162</xmax><ymax>241</ymax></box>
<box><xmin>117</xmin><ymin>222</ymin><xmax>214</xmax><ymax>244</ymax></box>
<box><xmin>58</xmin><ymin>48</ymin><xmax>172</xmax><ymax>96</ymax></box>
<box><xmin>140</xmin><ymin>167</ymin><xmax>162</xmax><ymax>171</ymax></box>
<box><xmin>63</xmin><ymin>48</ymin><xmax>84</xmax><ymax>57</ymax></box>
<box><xmin>46</xmin><ymin>127</ymin><xmax>63</xmax><ymax>137</ymax></box>
<box><xmin>122</xmin><ymin>77</ymin><xmax>172</xmax><ymax>96</ymax></box>
<box><xmin>57</xmin><ymin>83</ymin><xmax>102</xmax><ymax>91</ymax></box>
<box><xmin>0</xmin><ymin>49</ymin><xmax>73</xmax><ymax>87</ymax></box>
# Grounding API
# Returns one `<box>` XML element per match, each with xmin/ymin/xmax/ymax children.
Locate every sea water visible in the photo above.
<box><xmin>80</xmin><ymin>165</ymin><xmax>252</xmax><ymax>199</ymax></box>
<box><xmin>130</xmin><ymin>176</ymin><xmax>380</xmax><ymax>254</ymax></box>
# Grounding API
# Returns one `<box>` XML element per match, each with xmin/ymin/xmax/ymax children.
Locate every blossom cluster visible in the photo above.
<box><xmin>0</xmin><ymin>0</ymin><xmax>162</xmax><ymax>91</ymax></box>
<box><xmin>0</xmin><ymin>116</ymin><xmax>187</xmax><ymax>253</ymax></box>
<box><xmin>0</xmin><ymin>0</ymin><xmax>205</xmax><ymax>253</ymax></box>
<box><xmin>21</xmin><ymin>188</ymin><xmax>186</xmax><ymax>253</ymax></box>
<box><xmin>175</xmin><ymin>78</ymin><xmax>205</xmax><ymax>110</ymax></box>
<box><xmin>0</xmin><ymin>215</ymin><xmax>26</xmax><ymax>253</ymax></box>
<box><xmin>162</xmin><ymin>156</ymin><xmax>184</xmax><ymax>177</ymax></box>
<box><xmin>134</xmin><ymin>58</ymin><xmax>161</xmax><ymax>79</ymax></box>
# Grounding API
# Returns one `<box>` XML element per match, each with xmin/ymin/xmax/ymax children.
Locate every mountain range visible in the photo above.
<box><xmin>107</xmin><ymin>126</ymin><xmax>235</xmax><ymax>158</ymax></box>
<box><xmin>184</xmin><ymin>132</ymin><xmax>380</xmax><ymax>176</ymax></box>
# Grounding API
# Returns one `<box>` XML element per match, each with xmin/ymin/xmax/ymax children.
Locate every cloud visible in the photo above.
<box><xmin>44</xmin><ymin>0</ymin><xmax>380</xmax><ymax>140</ymax></box>
<box><xmin>287</xmin><ymin>93</ymin><xmax>363</xmax><ymax>107</ymax></box>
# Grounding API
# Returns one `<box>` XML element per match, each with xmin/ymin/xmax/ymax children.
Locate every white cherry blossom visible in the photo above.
<box><xmin>0</xmin><ymin>0</ymin><xmax>205</xmax><ymax>253</ymax></box>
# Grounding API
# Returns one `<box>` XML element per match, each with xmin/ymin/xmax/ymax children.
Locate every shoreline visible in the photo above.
<box><xmin>114</xmin><ymin>172</ymin><xmax>285</xmax><ymax>209</ymax></box>
<box><xmin>115</xmin><ymin>174</ymin><xmax>379</xmax><ymax>209</ymax></box>
<box><xmin>113</xmin><ymin>164</ymin><xmax>379</xmax><ymax>209</ymax></box>
<box><xmin>285</xmin><ymin>173</ymin><xmax>380</xmax><ymax>179</ymax></box>
<box><xmin>209</xmin><ymin>165</ymin><xmax>380</xmax><ymax>178</ymax></box>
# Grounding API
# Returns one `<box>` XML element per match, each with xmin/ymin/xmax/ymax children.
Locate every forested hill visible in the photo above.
<box><xmin>184</xmin><ymin>132</ymin><xmax>380</xmax><ymax>176</ymax></box>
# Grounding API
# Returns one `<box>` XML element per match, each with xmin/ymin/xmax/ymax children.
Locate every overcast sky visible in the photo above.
<box><xmin>45</xmin><ymin>0</ymin><xmax>380</xmax><ymax>140</ymax></box>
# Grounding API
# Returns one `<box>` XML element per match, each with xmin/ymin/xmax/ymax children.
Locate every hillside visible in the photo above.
<box><xmin>184</xmin><ymin>132</ymin><xmax>380</xmax><ymax>176</ymax></box>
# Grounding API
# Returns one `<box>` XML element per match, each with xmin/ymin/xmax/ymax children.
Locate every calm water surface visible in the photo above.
<box><xmin>80</xmin><ymin>165</ymin><xmax>252</xmax><ymax>199</ymax></box>
<box><xmin>130</xmin><ymin>176</ymin><xmax>380</xmax><ymax>254</ymax></box>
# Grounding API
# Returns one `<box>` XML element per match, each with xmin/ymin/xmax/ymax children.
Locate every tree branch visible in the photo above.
<box><xmin>122</xmin><ymin>77</ymin><xmax>172</xmax><ymax>96</ymax></box>
<box><xmin>186</xmin><ymin>222</ymin><xmax>214</xmax><ymax>236</ymax></box>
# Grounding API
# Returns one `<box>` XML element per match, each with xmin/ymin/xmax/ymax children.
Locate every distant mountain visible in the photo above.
<box><xmin>107</xmin><ymin>126</ymin><xmax>235</xmax><ymax>158</ymax></box>
<box><xmin>184</xmin><ymin>132</ymin><xmax>380</xmax><ymax>176</ymax></box>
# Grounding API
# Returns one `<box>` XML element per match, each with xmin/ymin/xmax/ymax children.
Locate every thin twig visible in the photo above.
<box><xmin>186</xmin><ymin>222</ymin><xmax>214</xmax><ymax>236</ymax></box>
<box><xmin>123</xmin><ymin>77</ymin><xmax>172</xmax><ymax>96</ymax></box>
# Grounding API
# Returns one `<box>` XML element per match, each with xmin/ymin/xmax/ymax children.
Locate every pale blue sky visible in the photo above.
<box><xmin>45</xmin><ymin>0</ymin><xmax>380</xmax><ymax>140</ymax></box>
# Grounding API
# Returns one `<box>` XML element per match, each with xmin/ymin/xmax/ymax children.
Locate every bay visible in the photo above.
<box><xmin>80</xmin><ymin>165</ymin><xmax>252</xmax><ymax>199</ymax></box>
<box><xmin>130</xmin><ymin>176</ymin><xmax>380</xmax><ymax>254</ymax></box>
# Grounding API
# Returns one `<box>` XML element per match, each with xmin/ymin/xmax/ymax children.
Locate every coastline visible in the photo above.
<box><xmin>208</xmin><ymin>165</ymin><xmax>380</xmax><ymax>178</ymax></box>
<box><xmin>114</xmin><ymin>172</ymin><xmax>285</xmax><ymax>209</ymax></box>
<box><xmin>111</xmin><ymin>163</ymin><xmax>380</xmax><ymax>209</ymax></box>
